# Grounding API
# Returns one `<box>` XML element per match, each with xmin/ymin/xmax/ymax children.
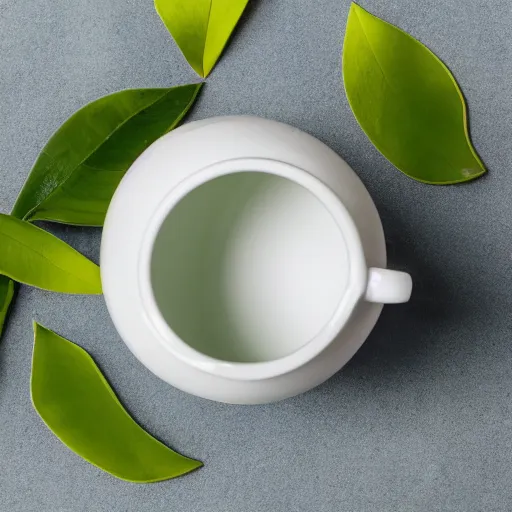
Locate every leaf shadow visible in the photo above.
<box><xmin>208</xmin><ymin>0</ymin><xmax>262</xmax><ymax>77</ymax></box>
<box><xmin>34</xmin><ymin>221</ymin><xmax>102</xmax><ymax>264</ymax></box>
<box><xmin>238</xmin><ymin>0</ymin><xmax>260</xmax><ymax>23</ymax></box>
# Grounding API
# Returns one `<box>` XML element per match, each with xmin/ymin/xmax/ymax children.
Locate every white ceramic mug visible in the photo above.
<box><xmin>101</xmin><ymin>116</ymin><xmax>412</xmax><ymax>403</ymax></box>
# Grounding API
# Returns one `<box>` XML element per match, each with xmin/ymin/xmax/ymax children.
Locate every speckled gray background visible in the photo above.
<box><xmin>0</xmin><ymin>0</ymin><xmax>511</xmax><ymax>510</ymax></box>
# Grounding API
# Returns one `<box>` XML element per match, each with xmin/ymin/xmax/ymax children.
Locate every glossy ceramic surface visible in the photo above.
<box><xmin>101</xmin><ymin>116</ymin><xmax>410</xmax><ymax>404</ymax></box>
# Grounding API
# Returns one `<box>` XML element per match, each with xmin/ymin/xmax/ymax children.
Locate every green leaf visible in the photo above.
<box><xmin>155</xmin><ymin>0</ymin><xmax>249</xmax><ymax>78</ymax></box>
<box><xmin>342</xmin><ymin>3</ymin><xmax>486</xmax><ymax>184</ymax></box>
<box><xmin>0</xmin><ymin>214</ymin><xmax>101</xmax><ymax>294</ymax></box>
<box><xmin>0</xmin><ymin>276</ymin><xmax>14</xmax><ymax>334</ymax></box>
<box><xmin>12</xmin><ymin>84</ymin><xmax>202</xmax><ymax>226</ymax></box>
<box><xmin>31</xmin><ymin>323</ymin><xmax>202</xmax><ymax>482</ymax></box>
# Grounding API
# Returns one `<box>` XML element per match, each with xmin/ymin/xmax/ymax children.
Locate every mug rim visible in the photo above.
<box><xmin>137</xmin><ymin>157</ymin><xmax>367</xmax><ymax>381</ymax></box>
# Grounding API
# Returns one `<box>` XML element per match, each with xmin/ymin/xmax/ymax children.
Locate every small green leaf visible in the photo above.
<box><xmin>342</xmin><ymin>3</ymin><xmax>486</xmax><ymax>184</ymax></box>
<box><xmin>155</xmin><ymin>0</ymin><xmax>249</xmax><ymax>78</ymax></box>
<box><xmin>31</xmin><ymin>323</ymin><xmax>202</xmax><ymax>482</ymax></box>
<box><xmin>0</xmin><ymin>276</ymin><xmax>14</xmax><ymax>334</ymax></box>
<box><xmin>0</xmin><ymin>214</ymin><xmax>101</xmax><ymax>294</ymax></box>
<box><xmin>12</xmin><ymin>84</ymin><xmax>202</xmax><ymax>226</ymax></box>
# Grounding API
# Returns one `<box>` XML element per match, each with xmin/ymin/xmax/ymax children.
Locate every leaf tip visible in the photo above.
<box><xmin>348</xmin><ymin>2</ymin><xmax>374</xmax><ymax>22</ymax></box>
<box><xmin>188</xmin><ymin>458</ymin><xmax>204</xmax><ymax>472</ymax></box>
<box><xmin>30</xmin><ymin>321</ymin><xmax>44</xmax><ymax>410</ymax></box>
<box><xmin>349</xmin><ymin>2</ymin><xmax>362</xmax><ymax>14</ymax></box>
<box><xmin>179</xmin><ymin>457</ymin><xmax>204</xmax><ymax>478</ymax></box>
<box><xmin>32</xmin><ymin>320</ymin><xmax>42</xmax><ymax>336</ymax></box>
<box><xmin>90</xmin><ymin>267</ymin><xmax>103</xmax><ymax>295</ymax></box>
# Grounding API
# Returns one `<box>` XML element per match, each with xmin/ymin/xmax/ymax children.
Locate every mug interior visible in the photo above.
<box><xmin>149</xmin><ymin>171</ymin><xmax>349</xmax><ymax>363</ymax></box>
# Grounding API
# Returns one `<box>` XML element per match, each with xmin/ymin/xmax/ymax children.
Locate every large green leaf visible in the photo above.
<box><xmin>0</xmin><ymin>276</ymin><xmax>14</xmax><ymax>334</ymax></box>
<box><xmin>31</xmin><ymin>323</ymin><xmax>202</xmax><ymax>482</ymax></box>
<box><xmin>342</xmin><ymin>3</ymin><xmax>486</xmax><ymax>184</ymax></box>
<box><xmin>155</xmin><ymin>0</ymin><xmax>249</xmax><ymax>78</ymax></box>
<box><xmin>12</xmin><ymin>84</ymin><xmax>202</xmax><ymax>226</ymax></box>
<box><xmin>0</xmin><ymin>214</ymin><xmax>101</xmax><ymax>294</ymax></box>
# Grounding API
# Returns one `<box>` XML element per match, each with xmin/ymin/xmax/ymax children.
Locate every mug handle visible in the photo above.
<box><xmin>364</xmin><ymin>268</ymin><xmax>412</xmax><ymax>304</ymax></box>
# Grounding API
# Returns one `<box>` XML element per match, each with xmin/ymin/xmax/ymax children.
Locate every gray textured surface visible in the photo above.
<box><xmin>0</xmin><ymin>0</ymin><xmax>511</xmax><ymax>510</ymax></box>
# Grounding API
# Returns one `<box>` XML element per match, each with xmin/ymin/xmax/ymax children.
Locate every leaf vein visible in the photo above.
<box><xmin>0</xmin><ymin>222</ymin><xmax>97</xmax><ymax>288</ymax></box>
<box><xmin>353</xmin><ymin>9</ymin><xmax>395</xmax><ymax>91</ymax></box>
<box><xmin>24</xmin><ymin>90</ymin><xmax>170</xmax><ymax>219</ymax></box>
